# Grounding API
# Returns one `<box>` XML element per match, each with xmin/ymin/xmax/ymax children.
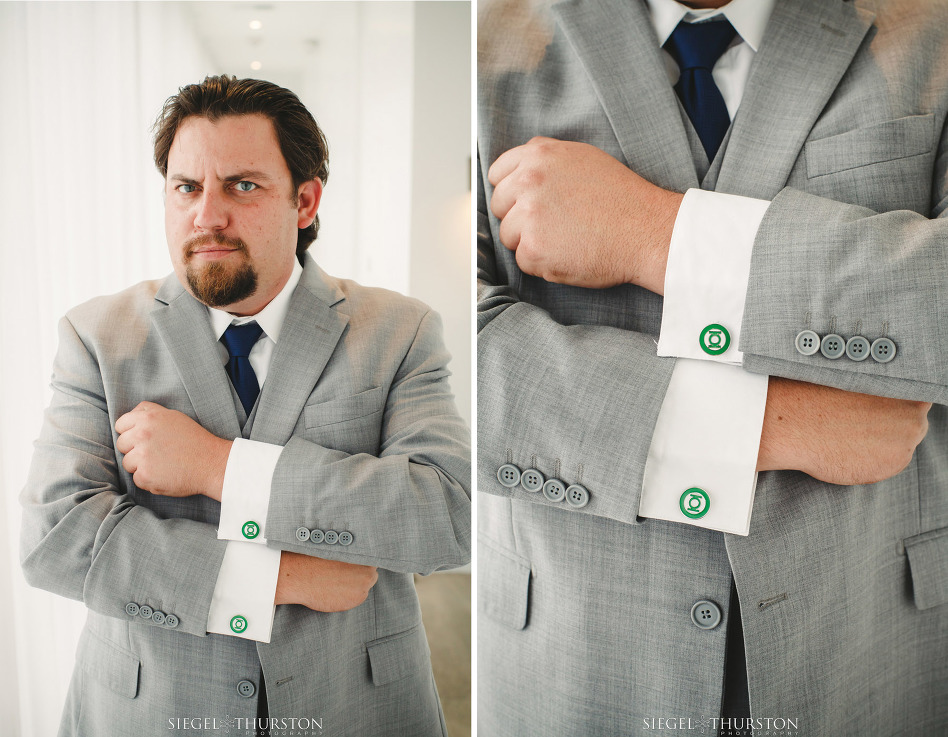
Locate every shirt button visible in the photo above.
<box><xmin>242</xmin><ymin>521</ymin><xmax>260</xmax><ymax>540</ymax></box>
<box><xmin>237</xmin><ymin>680</ymin><xmax>256</xmax><ymax>698</ymax></box>
<box><xmin>795</xmin><ymin>330</ymin><xmax>820</xmax><ymax>356</ymax></box>
<box><xmin>230</xmin><ymin>615</ymin><xmax>248</xmax><ymax>634</ymax></box>
<box><xmin>699</xmin><ymin>324</ymin><xmax>730</xmax><ymax>356</ymax></box>
<box><xmin>679</xmin><ymin>488</ymin><xmax>710</xmax><ymax>519</ymax></box>
<box><xmin>691</xmin><ymin>600</ymin><xmax>722</xmax><ymax>630</ymax></box>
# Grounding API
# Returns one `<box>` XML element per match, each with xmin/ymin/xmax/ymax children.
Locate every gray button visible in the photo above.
<box><xmin>871</xmin><ymin>337</ymin><xmax>897</xmax><ymax>363</ymax></box>
<box><xmin>820</xmin><ymin>333</ymin><xmax>845</xmax><ymax>359</ymax></box>
<box><xmin>310</xmin><ymin>529</ymin><xmax>325</xmax><ymax>544</ymax></box>
<box><xmin>296</xmin><ymin>527</ymin><xmax>311</xmax><ymax>542</ymax></box>
<box><xmin>690</xmin><ymin>600</ymin><xmax>722</xmax><ymax>630</ymax></box>
<box><xmin>846</xmin><ymin>336</ymin><xmax>871</xmax><ymax>362</ymax></box>
<box><xmin>324</xmin><ymin>530</ymin><xmax>339</xmax><ymax>545</ymax></box>
<box><xmin>520</xmin><ymin>468</ymin><xmax>544</xmax><ymax>492</ymax></box>
<box><xmin>164</xmin><ymin>614</ymin><xmax>179</xmax><ymax>629</ymax></box>
<box><xmin>542</xmin><ymin>479</ymin><xmax>565</xmax><ymax>501</ymax></box>
<box><xmin>125</xmin><ymin>602</ymin><xmax>140</xmax><ymax>617</ymax></box>
<box><xmin>151</xmin><ymin>610</ymin><xmax>166</xmax><ymax>625</ymax></box>
<box><xmin>497</xmin><ymin>464</ymin><xmax>521</xmax><ymax>487</ymax></box>
<box><xmin>237</xmin><ymin>680</ymin><xmax>256</xmax><ymax>698</ymax></box>
<box><xmin>542</xmin><ymin>479</ymin><xmax>565</xmax><ymax>503</ymax></box>
<box><xmin>795</xmin><ymin>330</ymin><xmax>820</xmax><ymax>356</ymax></box>
<box><xmin>338</xmin><ymin>531</ymin><xmax>353</xmax><ymax>546</ymax></box>
<box><xmin>139</xmin><ymin>605</ymin><xmax>153</xmax><ymax>620</ymax></box>
<box><xmin>565</xmin><ymin>484</ymin><xmax>590</xmax><ymax>509</ymax></box>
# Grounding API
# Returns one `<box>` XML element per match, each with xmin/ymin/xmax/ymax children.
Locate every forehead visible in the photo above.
<box><xmin>168</xmin><ymin>113</ymin><xmax>289</xmax><ymax>177</ymax></box>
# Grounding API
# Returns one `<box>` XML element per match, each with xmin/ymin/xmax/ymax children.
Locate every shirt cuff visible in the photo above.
<box><xmin>218</xmin><ymin>438</ymin><xmax>284</xmax><ymax>544</ymax></box>
<box><xmin>207</xmin><ymin>541</ymin><xmax>281</xmax><ymax>643</ymax></box>
<box><xmin>657</xmin><ymin>189</ymin><xmax>770</xmax><ymax>365</ymax></box>
<box><xmin>639</xmin><ymin>359</ymin><xmax>769</xmax><ymax>536</ymax></box>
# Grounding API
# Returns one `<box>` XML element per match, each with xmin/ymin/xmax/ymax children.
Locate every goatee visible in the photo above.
<box><xmin>183</xmin><ymin>235</ymin><xmax>258</xmax><ymax>308</ymax></box>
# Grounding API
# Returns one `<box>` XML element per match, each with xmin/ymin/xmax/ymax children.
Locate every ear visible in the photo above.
<box><xmin>296</xmin><ymin>179</ymin><xmax>322</xmax><ymax>229</ymax></box>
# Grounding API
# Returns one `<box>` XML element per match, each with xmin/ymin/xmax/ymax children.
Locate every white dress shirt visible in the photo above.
<box><xmin>205</xmin><ymin>257</ymin><xmax>302</xmax><ymax>642</ymax></box>
<box><xmin>638</xmin><ymin>0</ymin><xmax>777</xmax><ymax>535</ymax></box>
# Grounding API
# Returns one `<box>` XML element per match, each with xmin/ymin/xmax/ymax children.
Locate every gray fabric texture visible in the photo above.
<box><xmin>477</xmin><ymin>0</ymin><xmax>948</xmax><ymax>734</ymax></box>
<box><xmin>21</xmin><ymin>255</ymin><xmax>471</xmax><ymax>736</ymax></box>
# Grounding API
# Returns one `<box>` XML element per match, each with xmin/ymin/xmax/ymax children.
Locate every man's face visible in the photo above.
<box><xmin>164</xmin><ymin>113</ymin><xmax>321</xmax><ymax>315</ymax></box>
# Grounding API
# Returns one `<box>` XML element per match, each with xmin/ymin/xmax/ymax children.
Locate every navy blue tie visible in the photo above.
<box><xmin>221</xmin><ymin>322</ymin><xmax>263</xmax><ymax>416</ymax></box>
<box><xmin>664</xmin><ymin>19</ymin><xmax>737</xmax><ymax>162</ymax></box>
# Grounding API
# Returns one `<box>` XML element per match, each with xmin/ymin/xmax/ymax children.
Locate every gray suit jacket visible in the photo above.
<box><xmin>21</xmin><ymin>255</ymin><xmax>471</xmax><ymax>735</ymax></box>
<box><xmin>478</xmin><ymin>0</ymin><xmax>947</xmax><ymax>734</ymax></box>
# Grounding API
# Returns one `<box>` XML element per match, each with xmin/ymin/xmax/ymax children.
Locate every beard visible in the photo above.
<box><xmin>183</xmin><ymin>234</ymin><xmax>258</xmax><ymax>308</ymax></box>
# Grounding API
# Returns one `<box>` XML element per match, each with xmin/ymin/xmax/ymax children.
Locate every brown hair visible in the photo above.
<box><xmin>153</xmin><ymin>75</ymin><xmax>329</xmax><ymax>256</ymax></box>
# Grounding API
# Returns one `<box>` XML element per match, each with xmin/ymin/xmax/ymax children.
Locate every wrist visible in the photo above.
<box><xmin>202</xmin><ymin>437</ymin><xmax>232</xmax><ymax>502</ymax></box>
<box><xmin>627</xmin><ymin>188</ymin><xmax>682</xmax><ymax>295</ymax></box>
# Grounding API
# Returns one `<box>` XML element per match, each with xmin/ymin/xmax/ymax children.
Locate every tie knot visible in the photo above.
<box><xmin>665</xmin><ymin>19</ymin><xmax>737</xmax><ymax>72</ymax></box>
<box><xmin>221</xmin><ymin>321</ymin><xmax>263</xmax><ymax>358</ymax></box>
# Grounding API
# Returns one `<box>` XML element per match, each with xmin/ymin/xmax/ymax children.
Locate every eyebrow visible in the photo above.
<box><xmin>168</xmin><ymin>170</ymin><xmax>275</xmax><ymax>185</ymax></box>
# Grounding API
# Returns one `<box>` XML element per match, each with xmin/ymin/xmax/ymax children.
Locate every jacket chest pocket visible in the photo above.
<box><xmin>300</xmin><ymin>387</ymin><xmax>385</xmax><ymax>454</ymax></box>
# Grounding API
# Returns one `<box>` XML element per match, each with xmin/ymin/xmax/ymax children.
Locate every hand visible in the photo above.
<box><xmin>275</xmin><ymin>552</ymin><xmax>379</xmax><ymax>612</ymax></box>
<box><xmin>488</xmin><ymin>136</ymin><xmax>683</xmax><ymax>293</ymax></box>
<box><xmin>115</xmin><ymin>401</ymin><xmax>231</xmax><ymax>500</ymax></box>
<box><xmin>757</xmin><ymin>378</ymin><xmax>932</xmax><ymax>485</ymax></box>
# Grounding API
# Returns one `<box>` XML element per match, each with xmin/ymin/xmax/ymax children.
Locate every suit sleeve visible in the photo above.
<box><xmin>260</xmin><ymin>309</ymin><xmax>471</xmax><ymax>575</ymax></box>
<box><xmin>20</xmin><ymin>316</ymin><xmax>226</xmax><ymax>638</ymax></box>
<box><xmin>737</xmin><ymin>184</ymin><xmax>948</xmax><ymax>405</ymax></box>
<box><xmin>477</xmin><ymin>155</ymin><xmax>682</xmax><ymax>525</ymax></box>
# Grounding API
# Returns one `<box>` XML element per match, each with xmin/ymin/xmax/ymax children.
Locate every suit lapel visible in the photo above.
<box><xmin>715</xmin><ymin>0</ymin><xmax>875</xmax><ymax>197</ymax></box>
<box><xmin>552</xmin><ymin>0</ymin><xmax>700</xmax><ymax>192</ymax></box>
<box><xmin>250</xmin><ymin>258</ymin><xmax>349</xmax><ymax>446</ymax></box>
<box><xmin>151</xmin><ymin>277</ymin><xmax>243</xmax><ymax>441</ymax></box>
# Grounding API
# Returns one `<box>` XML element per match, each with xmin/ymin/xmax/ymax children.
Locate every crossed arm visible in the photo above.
<box><xmin>484</xmin><ymin>136</ymin><xmax>935</xmax><ymax>487</ymax></box>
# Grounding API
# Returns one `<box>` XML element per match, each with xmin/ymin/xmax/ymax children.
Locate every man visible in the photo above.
<box><xmin>478</xmin><ymin>0</ymin><xmax>946</xmax><ymax>734</ymax></box>
<box><xmin>21</xmin><ymin>75</ymin><xmax>470</xmax><ymax>736</ymax></box>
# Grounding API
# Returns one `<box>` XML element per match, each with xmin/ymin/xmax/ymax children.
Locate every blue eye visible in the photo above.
<box><xmin>235</xmin><ymin>181</ymin><xmax>258</xmax><ymax>192</ymax></box>
<box><xmin>176</xmin><ymin>184</ymin><xmax>197</xmax><ymax>194</ymax></box>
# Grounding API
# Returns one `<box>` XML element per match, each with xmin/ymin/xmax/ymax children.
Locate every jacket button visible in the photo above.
<box><xmin>310</xmin><ymin>529</ymin><xmax>325</xmax><ymax>544</ymax></box>
<box><xmin>795</xmin><ymin>330</ymin><xmax>820</xmax><ymax>356</ymax></box>
<box><xmin>237</xmin><ymin>680</ymin><xmax>256</xmax><ymax>698</ymax></box>
<box><xmin>845</xmin><ymin>335</ymin><xmax>870</xmax><ymax>361</ymax></box>
<box><xmin>691</xmin><ymin>600</ymin><xmax>722</xmax><ymax>630</ymax></box>
<box><xmin>820</xmin><ymin>333</ymin><xmax>845</xmax><ymax>359</ymax></box>
<box><xmin>497</xmin><ymin>464</ymin><xmax>521</xmax><ymax>488</ymax></box>
<box><xmin>125</xmin><ymin>602</ymin><xmax>140</xmax><ymax>617</ymax></box>
<box><xmin>296</xmin><ymin>527</ymin><xmax>312</xmax><ymax>542</ymax></box>
<box><xmin>520</xmin><ymin>468</ymin><xmax>544</xmax><ymax>492</ymax></box>
<box><xmin>164</xmin><ymin>614</ymin><xmax>179</xmax><ymax>629</ymax></box>
<box><xmin>565</xmin><ymin>484</ymin><xmax>590</xmax><ymax>508</ymax></box>
<box><xmin>542</xmin><ymin>479</ymin><xmax>565</xmax><ymax>502</ymax></box>
<box><xmin>151</xmin><ymin>610</ymin><xmax>166</xmax><ymax>625</ymax></box>
<box><xmin>338</xmin><ymin>531</ymin><xmax>353</xmax><ymax>546</ymax></box>
<box><xmin>139</xmin><ymin>605</ymin><xmax>153</xmax><ymax>620</ymax></box>
<box><xmin>324</xmin><ymin>530</ymin><xmax>339</xmax><ymax>545</ymax></box>
<box><xmin>870</xmin><ymin>337</ymin><xmax>896</xmax><ymax>363</ymax></box>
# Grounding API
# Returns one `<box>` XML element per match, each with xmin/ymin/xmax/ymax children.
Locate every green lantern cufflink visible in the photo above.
<box><xmin>230</xmin><ymin>615</ymin><xmax>248</xmax><ymax>633</ymax></box>
<box><xmin>699</xmin><ymin>324</ymin><xmax>730</xmax><ymax>356</ymax></box>
<box><xmin>242</xmin><ymin>521</ymin><xmax>260</xmax><ymax>539</ymax></box>
<box><xmin>680</xmin><ymin>487</ymin><xmax>710</xmax><ymax>519</ymax></box>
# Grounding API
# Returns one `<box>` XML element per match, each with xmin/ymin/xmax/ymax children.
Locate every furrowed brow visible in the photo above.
<box><xmin>222</xmin><ymin>170</ymin><xmax>274</xmax><ymax>184</ymax></box>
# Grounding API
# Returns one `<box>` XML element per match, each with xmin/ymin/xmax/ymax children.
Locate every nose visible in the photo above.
<box><xmin>193</xmin><ymin>188</ymin><xmax>229</xmax><ymax>232</ymax></box>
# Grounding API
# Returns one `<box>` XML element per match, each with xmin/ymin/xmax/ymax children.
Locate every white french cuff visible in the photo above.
<box><xmin>217</xmin><ymin>438</ymin><xmax>284</xmax><ymax>544</ymax></box>
<box><xmin>639</xmin><ymin>359</ymin><xmax>769</xmax><ymax>536</ymax></box>
<box><xmin>207</xmin><ymin>541</ymin><xmax>281</xmax><ymax>643</ymax></box>
<box><xmin>658</xmin><ymin>189</ymin><xmax>770</xmax><ymax>365</ymax></box>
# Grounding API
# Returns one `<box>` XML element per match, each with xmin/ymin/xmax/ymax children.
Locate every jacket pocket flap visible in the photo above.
<box><xmin>77</xmin><ymin>628</ymin><xmax>140</xmax><ymax>698</ymax></box>
<box><xmin>304</xmin><ymin>387</ymin><xmax>384</xmax><ymax>428</ymax></box>
<box><xmin>366</xmin><ymin>624</ymin><xmax>430</xmax><ymax>686</ymax></box>
<box><xmin>903</xmin><ymin>526</ymin><xmax>948</xmax><ymax>610</ymax></box>
<box><xmin>805</xmin><ymin>114</ymin><xmax>934</xmax><ymax>178</ymax></box>
<box><xmin>478</xmin><ymin>537</ymin><xmax>531</xmax><ymax>630</ymax></box>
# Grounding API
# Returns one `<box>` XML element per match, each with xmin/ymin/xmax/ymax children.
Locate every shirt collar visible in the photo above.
<box><xmin>207</xmin><ymin>257</ymin><xmax>303</xmax><ymax>343</ymax></box>
<box><xmin>645</xmin><ymin>0</ymin><xmax>775</xmax><ymax>53</ymax></box>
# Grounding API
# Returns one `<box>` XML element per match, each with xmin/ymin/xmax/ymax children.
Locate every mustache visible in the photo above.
<box><xmin>184</xmin><ymin>234</ymin><xmax>248</xmax><ymax>258</ymax></box>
